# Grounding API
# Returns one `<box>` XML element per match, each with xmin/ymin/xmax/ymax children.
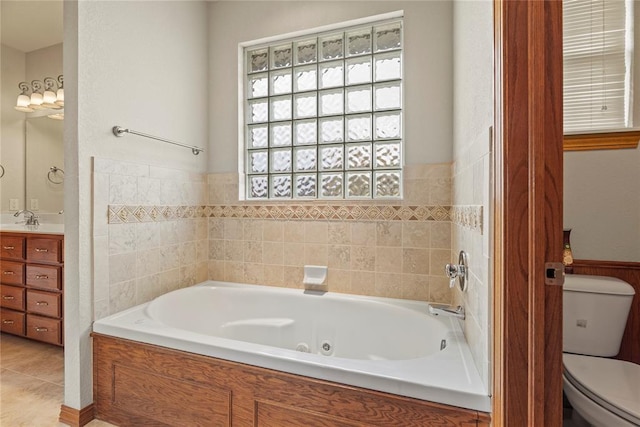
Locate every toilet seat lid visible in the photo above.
<box><xmin>564</xmin><ymin>353</ymin><xmax>640</xmax><ymax>425</ymax></box>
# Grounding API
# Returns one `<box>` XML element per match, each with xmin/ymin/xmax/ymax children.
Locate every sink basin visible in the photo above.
<box><xmin>1</xmin><ymin>223</ymin><xmax>64</xmax><ymax>234</ymax></box>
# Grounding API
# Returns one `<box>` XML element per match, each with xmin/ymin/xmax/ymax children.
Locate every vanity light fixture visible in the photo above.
<box><xmin>15</xmin><ymin>75</ymin><xmax>64</xmax><ymax>119</ymax></box>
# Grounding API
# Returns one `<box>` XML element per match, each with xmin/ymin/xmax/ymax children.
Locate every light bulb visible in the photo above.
<box><xmin>30</xmin><ymin>92</ymin><xmax>43</xmax><ymax>108</ymax></box>
<box><xmin>55</xmin><ymin>88</ymin><xmax>64</xmax><ymax>106</ymax></box>
<box><xmin>15</xmin><ymin>94</ymin><xmax>34</xmax><ymax>112</ymax></box>
<box><xmin>43</xmin><ymin>89</ymin><xmax>58</xmax><ymax>108</ymax></box>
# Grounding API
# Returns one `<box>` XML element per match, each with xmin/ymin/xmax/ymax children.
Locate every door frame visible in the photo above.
<box><xmin>493</xmin><ymin>1</ymin><xmax>564</xmax><ymax>426</ymax></box>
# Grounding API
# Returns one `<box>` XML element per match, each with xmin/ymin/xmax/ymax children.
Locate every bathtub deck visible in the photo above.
<box><xmin>93</xmin><ymin>333</ymin><xmax>491</xmax><ymax>427</ymax></box>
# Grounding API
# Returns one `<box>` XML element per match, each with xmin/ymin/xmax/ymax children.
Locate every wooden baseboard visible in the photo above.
<box><xmin>59</xmin><ymin>404</ymin><xmax>95</xmax><ymax>427</ymax></box>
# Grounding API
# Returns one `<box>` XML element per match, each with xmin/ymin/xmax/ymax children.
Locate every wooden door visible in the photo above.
<box><xmin>493</xmin><ymin>1</ymin><xmax>564</xmax><ymax>426</ymax></box>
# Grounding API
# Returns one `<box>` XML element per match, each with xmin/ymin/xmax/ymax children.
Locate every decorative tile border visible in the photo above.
<box><xmin>108</xmin><ymin>204</ymin><xmax>453</xmax><ymax>224</ymax></box>
<box><xmin>451</xmin><ymin>205</ymin><xmax>483</xmax><ymax>233</ymax></box>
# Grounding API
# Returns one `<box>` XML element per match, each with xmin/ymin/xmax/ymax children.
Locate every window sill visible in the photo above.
<box><xmin>563</xmin><ymin>130</ymin><xmax>640</xmax><ymax>151</ymax></box>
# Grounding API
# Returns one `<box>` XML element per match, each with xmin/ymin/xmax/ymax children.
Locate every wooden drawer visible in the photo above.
<box><xmin>27</xmin><ymin>238</ymin><xmax>61</xmax><ymax>263</ymax></box>
<box><xmin>26</xmin><ymin>265</ymin><xmax>61</xmax><ymax>291</ymax></box>
<box><xmin>1</xmin><ymin>235</ymin><xmax>25</xmax><ymax>260</ymax></box>
<box><xmin>0</xmin><ymin>285</ymin><xmax>25</xmax><ymax>311</ymax></box>
<box><xmin>1</xmin><ymin>261</ymin><xmax>25</xmax><ymax>285</ymax></box>
<box><xmin>26</xmin><ymin>289</ymin><xmax>61</xmax><ymax>318</ymax></box>
<box><xmin>26</xmin><ymin>314</ymin><xmax>62</xmax><ymax>346</ymax></box>
<box><xmin>1</xmin><ymin>308</ymin><xmax>25</xmax><ymax>336</ymax></box>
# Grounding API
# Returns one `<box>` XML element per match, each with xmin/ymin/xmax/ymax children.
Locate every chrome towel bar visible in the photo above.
<box><xmin>112</xmin><ymin>126</ymin><xmax>204</xmax><ymax>155</ymax></box>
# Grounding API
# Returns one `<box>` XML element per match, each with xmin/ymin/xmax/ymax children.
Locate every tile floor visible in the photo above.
<box><xmin>0</xmin><ymin>333</ymin><xmax>114</xmax><ymax>427</ymax></box>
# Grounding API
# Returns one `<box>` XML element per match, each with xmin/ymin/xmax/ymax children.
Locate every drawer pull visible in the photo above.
<box><xmin>2</xmin><ymin>271</ymin><xmax>15</xmax><ymax>275</ymax></box>
<box><xmin>2</xmin><ymin>320</ymin><xmax>15</xmax><ymax>325</ymax></box>
<box><xmin>3</xmin><ymin>246</ymin><xmax>15</xmax><ymax>250</ymax></box>
<box><xmin>35</xmin><ymin>327</ymin><xmax>49</xmax><ymax>332</ymax></box>
<box><xmin>2</xmin><ymin>295</ymin><xmax>15</xmax><ymax>300</ymax></box>
<box><xmin>35</xmin><ymin>248</ymin><xmax>49</xmax><ymax>253</ymax></box>
<box><xmin>35</xmin><ymin>275</ymin><xmax>49</xmax><ymax>279</ymax></box>
<box><xmin>35</xmin><ymin>301</ymin><xmax>49</xmax><ymax>306</ymax></box>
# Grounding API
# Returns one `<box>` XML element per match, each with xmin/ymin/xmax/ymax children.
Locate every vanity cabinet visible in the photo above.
<box><xmin>0</xmin><ymin>232</ymin><xmax>64</xmax><ymax>346</ymax></box>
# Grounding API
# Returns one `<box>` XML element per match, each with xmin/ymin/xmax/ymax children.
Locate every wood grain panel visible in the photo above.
<box><xmin>496</xmin><ymin>0</ymin><xmax>533</xmax><ymax>424</ymax></box>
<box><xmin>1</xmin><ymin>285</ymin><xmax>25</xmax><ymax>311</ymax></box>
<box><xmin>1</xmin><ymin>261</ymin><xmax>25</xmax><ymax>286</ymax></box>
<box><xmin>255</xmin><ymin>400</ymin><xmax>360</xmax><ymax>427</ymax></box>
<box><xmin>0</xmin><ymin>235</ymin><xmax>25</xmax><ymax>260</ymax></box>
<box><xmin>570</xmin><ymin>260</ymin><xmax>640</xmax><ymax>365</ymax></box>
<box><xmin>26</xmin><ymin>289</ymin><xmax>62</xmax><ymax>318</ymax></box>
<box><xmin>26</xmin><ymin>237</ymin><xmax>62</xmax><ymax>264</ymax></box>
<box><xmin>112</xmin><ymin>364</ymin><xmax>231</xmax><ymax>426</ymax></box>
<box><xmin>0</xmin><ymin>308</ymin><xmax>25</xmax><ymax>335</ymax></box>
<box><xmin>59</xmin><ymin>403</ymin><xmax>95</xmax><ymax>427</ymax></box>
<box><xmin>494</xmin><ymin>0</ymin><xmax>564</xmax><ymax>425</ymax></box>
<box><xmin>26</xmin><ymin>314</ymin><xmax>61</xmax><ymax>345</ymax></box>
<box><xmin>540</xmin><ymin>1</ymin><xmax>564</xmax><ymax>425</ymax></box>
<box><xmin>93</xmin><ymin>334</ymin><xmax>490</xmax><ymax>427</ymax></box>
<box><xmin>26</xmin><ymin>265</ymin><xmax>61</xmax><ymax>290</ymax></box>
<box><xmin>564</xmin><ymin>131</ymin><xmax>640</xmax><ymax>151</ymax></box>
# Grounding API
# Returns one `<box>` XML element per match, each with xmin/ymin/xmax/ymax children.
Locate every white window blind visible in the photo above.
<box><xmin>563</xmin><ymin>0</ymin><xmax>634</xmax><ymax>133</ymax></box>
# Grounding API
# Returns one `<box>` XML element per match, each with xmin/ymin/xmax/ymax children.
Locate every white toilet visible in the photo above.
<box><xmin>563</xmin><ymin>274</ymin><xmax>640</xmax><ymax>427</ymax></box>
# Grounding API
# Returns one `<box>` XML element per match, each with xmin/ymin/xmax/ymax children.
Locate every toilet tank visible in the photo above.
<box><xmin>563</xmin><ymin>274</ymin><xmax>635</xmax><ymax>357</ymax></box>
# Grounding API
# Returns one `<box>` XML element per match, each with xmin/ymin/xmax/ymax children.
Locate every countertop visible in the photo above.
<box><xmin>0</xmin><ymin>223</ymin><xmax>65</xmax><ymax>235</ymax></box>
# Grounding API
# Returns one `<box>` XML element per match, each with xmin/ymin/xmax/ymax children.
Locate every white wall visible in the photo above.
<box><xmin>26</xmin><ymin>43</ymin><xmax>62</xmax><ymax>83</ymax></box>
<box><xmin>564</xmin><ymin>148</ymin><xmax>640</xmax><ymax>262</ymax></box>
<box><xmin>562</xmin><ymin>3</ymin><xmax>640</xmax><ymax>263</ymax></box>
<box><xmin>208</xmin><ymin>1</ymin><xmax>453</xmax><ymax>172</ymax></box>
<box><xmin>64</xmin><ymin>0</ymin><xmax>209</xmax><ymax>410</ymax></box>
<box><xmin>452</xmin><ymin>0</ymin><xmax>493</xmax><ymax>389</ymax></box>
<box><xmin>0</xmin><ymin>44</ymin><xmax>26</xmax><ymax>212</ymax></box>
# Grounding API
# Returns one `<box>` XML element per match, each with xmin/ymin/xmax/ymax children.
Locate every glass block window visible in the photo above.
<box><xmin>243</xmin><ymin>19</ymin><xmax>403</xmax><ymax>200</ymax></box>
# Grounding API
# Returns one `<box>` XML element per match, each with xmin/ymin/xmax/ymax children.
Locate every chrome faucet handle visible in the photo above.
<box><xmin>445</xmin><ymin>263</ymin><xmax>464</xmax><ymax>288</ymax></box>
<box><xmin>444</xmin><ymin>251</ymin><xmax>469</xmax><ymax>292</ymax></box>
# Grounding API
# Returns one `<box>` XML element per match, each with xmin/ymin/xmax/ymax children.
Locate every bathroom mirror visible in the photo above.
<box><xmin>0</xmin><ymin>0</ymin><xmax>63</xmax><ymax>218</ymax></box>
<box><xmin>25</xmin><ymin>116</ymin><xmax>64</xmax><ymax>215</ymax></box>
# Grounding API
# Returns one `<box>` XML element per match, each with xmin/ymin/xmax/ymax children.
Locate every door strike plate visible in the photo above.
<box><xmin>545</xmin><ymin>262</ymin><xmax>565</xmax><ymax>286</ymax></box>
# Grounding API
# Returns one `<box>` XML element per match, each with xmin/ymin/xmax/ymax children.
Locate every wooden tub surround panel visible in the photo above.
<box><xmin>93</xmin><ymin>334</ymin><xmax>491</xmax><ymax>427</ymax></box>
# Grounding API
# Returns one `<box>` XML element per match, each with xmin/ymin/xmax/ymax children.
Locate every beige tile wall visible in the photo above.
<box><xmin>207</xmin><ymin>217</ymin><xmax>452</xmax><ymax>302</ymax></box>
<box><xmin>93</xmin><ymin>157</ymin><xmax>208</xmax><ymax>320</ymax></box>
<box><xmin>206</xmin><ymin>163</ymin><xmax>454</xmax><ymax>302</ymax></box>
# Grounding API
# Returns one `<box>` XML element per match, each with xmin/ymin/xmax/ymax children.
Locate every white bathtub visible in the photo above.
<box><xmin>93</xmin><ymin>281</ymin><xmax>490</xmax><ymax>412</ymax></box>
